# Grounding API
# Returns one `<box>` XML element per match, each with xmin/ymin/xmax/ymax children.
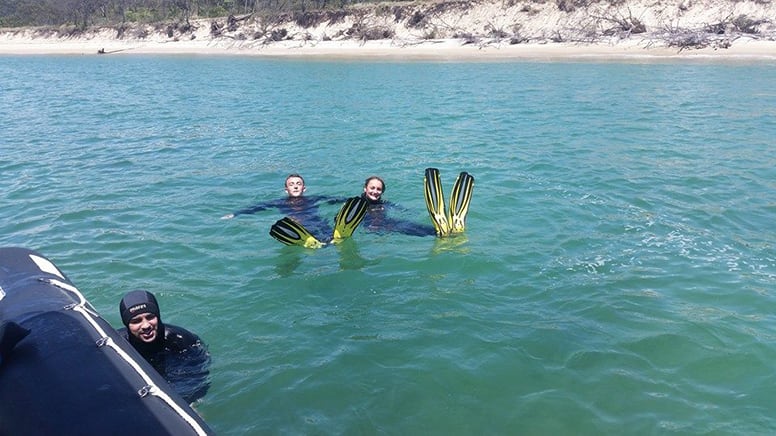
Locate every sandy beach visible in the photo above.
<box><xmin>2</xmin><ymin>0</ymin><xmax>776</xmax><ymax>60</ymax></box>
<box><xmin>2</xmin><ymin>37</ymin><xmax>776</xmax><ymax>60</ymax></box>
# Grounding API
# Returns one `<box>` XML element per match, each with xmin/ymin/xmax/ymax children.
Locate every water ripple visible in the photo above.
<box><xmin>2</xmin><ymin>57</ymin><xmax>775</xmax><ymax>435</ymax></box>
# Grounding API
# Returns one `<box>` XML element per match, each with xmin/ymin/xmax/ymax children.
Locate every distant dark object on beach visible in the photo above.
<box><xmin>97</xmin><ymin>47</ymin><xmax>105</xmax><ymax>54</ymax></box>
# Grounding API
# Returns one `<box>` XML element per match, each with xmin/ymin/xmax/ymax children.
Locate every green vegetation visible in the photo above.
<box><xmin>0</xmin><ymin>0</ymin><xmax>400</xmax><ymax>28</ymax></box>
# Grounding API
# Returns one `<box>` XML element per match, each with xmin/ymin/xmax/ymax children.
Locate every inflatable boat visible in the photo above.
<box><xmin>0</xmin><ymin>247</ymin><xmax>213</xmax><ymax>435</ymax></box>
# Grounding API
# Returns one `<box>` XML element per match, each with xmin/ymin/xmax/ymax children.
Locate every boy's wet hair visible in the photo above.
<box><xmin>286</xmin><ymin>173</ymin><xmax>305</xmax><ymax>185</ymax></box>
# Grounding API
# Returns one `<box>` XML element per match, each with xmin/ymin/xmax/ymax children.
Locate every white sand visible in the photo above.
<box><xmin>2</xmin><ymin>0</ymin><xmax>776</xmax><ymax>61</ymax></box>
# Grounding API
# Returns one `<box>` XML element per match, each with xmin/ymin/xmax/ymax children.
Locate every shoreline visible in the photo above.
<box><xmin>3</xmin><ymin>37</ymin><xmax>776</xmax><ymax>61</ymax></box>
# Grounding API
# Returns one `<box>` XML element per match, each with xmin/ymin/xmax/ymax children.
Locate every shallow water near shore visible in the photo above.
<box><xmin>2</xmin><ymin>55</ymin><xmax>775</xmax><ymax>434</ymax></box>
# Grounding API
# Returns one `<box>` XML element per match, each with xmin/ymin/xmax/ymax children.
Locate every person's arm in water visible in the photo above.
<box><xmin>164</xmin><ymin>324</ymin><xmax>206</xmax><ymax>352</ymax></box>
<box><xmin>161</xmin><ymin>325</ymin><xmax>211</xmax><ymax>404</ymax></box>
<box><xmin>221</xmin><ymin>199</ymin><xmax>279</xmax><ymax>219</ymax></box>
<box><xmin>322</xmin><ymin>195</ymin><xmax>349</xmax><ymax>205</ymax></box>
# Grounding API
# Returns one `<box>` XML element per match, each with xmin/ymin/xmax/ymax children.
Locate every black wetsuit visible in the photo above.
<box><xmin>119</xmin><ymin>324</ymin><xmax>210</xmax><ymax>404</ymax></box>
<box><xmin>232</xmin><ymin>195</ymin><xmax>343</xmax><ymax>238</ymax></box>
<box><xmin>360</xmin><ymin>194</ymin><xmax>435</xmax><ymax>237</ymax></box>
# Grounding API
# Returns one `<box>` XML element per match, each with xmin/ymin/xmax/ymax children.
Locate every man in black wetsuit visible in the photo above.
<box><xmin>221</xmin><ymin>173</ymin><xmax>342</xmax><ymax>237</ymax></box>
<box><xmin>118</xmin><ymin>290</ymin><xmax>210</xmax><ymax>404</ymax></box>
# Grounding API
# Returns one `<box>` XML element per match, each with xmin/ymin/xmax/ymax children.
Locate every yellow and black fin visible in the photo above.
<box><xmin>270</xmin><ymin>217</ymin><xmax>325</xmax><ymax>249</ymax></box>
<box><xmin>448</xmin><ymin>171</ymin><xmax>474</xmax><ymax>234</ymax></box>
<box><xmin>423</xmin><ymin>167</ymin><xmax>450</xmax><ymax>236</ymax></box>
<box><xmin>332</xmin><ymin>196</ymin><xmax>368</xmax><ymax>242</ymax></box>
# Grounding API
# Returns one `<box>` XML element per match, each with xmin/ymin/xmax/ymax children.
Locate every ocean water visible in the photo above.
<box><xmin>1</xmin><ymin>54</ymin><xmax>775</xmax><ymax>435</ymax></box>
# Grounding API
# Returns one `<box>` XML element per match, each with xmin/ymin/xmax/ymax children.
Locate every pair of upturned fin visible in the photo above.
<box><xmin>269</xmin><ymin>196</ymin><xmax>368</xmax><ymax>248</ymax></box>
<box><xmin>423</xmin><ymin>168</ymin><xmax>475</xmax><ymax>237</ymax></box>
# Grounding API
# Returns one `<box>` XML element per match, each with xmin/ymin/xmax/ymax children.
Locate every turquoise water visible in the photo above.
<box><xmin>2</xmin><ymin>55</ymin><xmax>775</xmax><ymax>435</ymax></box>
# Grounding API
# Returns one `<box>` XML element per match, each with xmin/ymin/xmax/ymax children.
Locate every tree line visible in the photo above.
<box><xmin>0</xmin><ymin>0</ymin><xmax>381</xmax><ymax>28</ymax></box>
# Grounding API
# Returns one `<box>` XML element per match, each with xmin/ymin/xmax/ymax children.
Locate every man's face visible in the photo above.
<box><xmin>285</xmin><ymin>177</ymin><xmax>306</xmax><ymax>197</ymax></box>
<box><xmin>128</xmin><ymin>312</ymin><xmax>159</xmax><ymax>343</ymax></box>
